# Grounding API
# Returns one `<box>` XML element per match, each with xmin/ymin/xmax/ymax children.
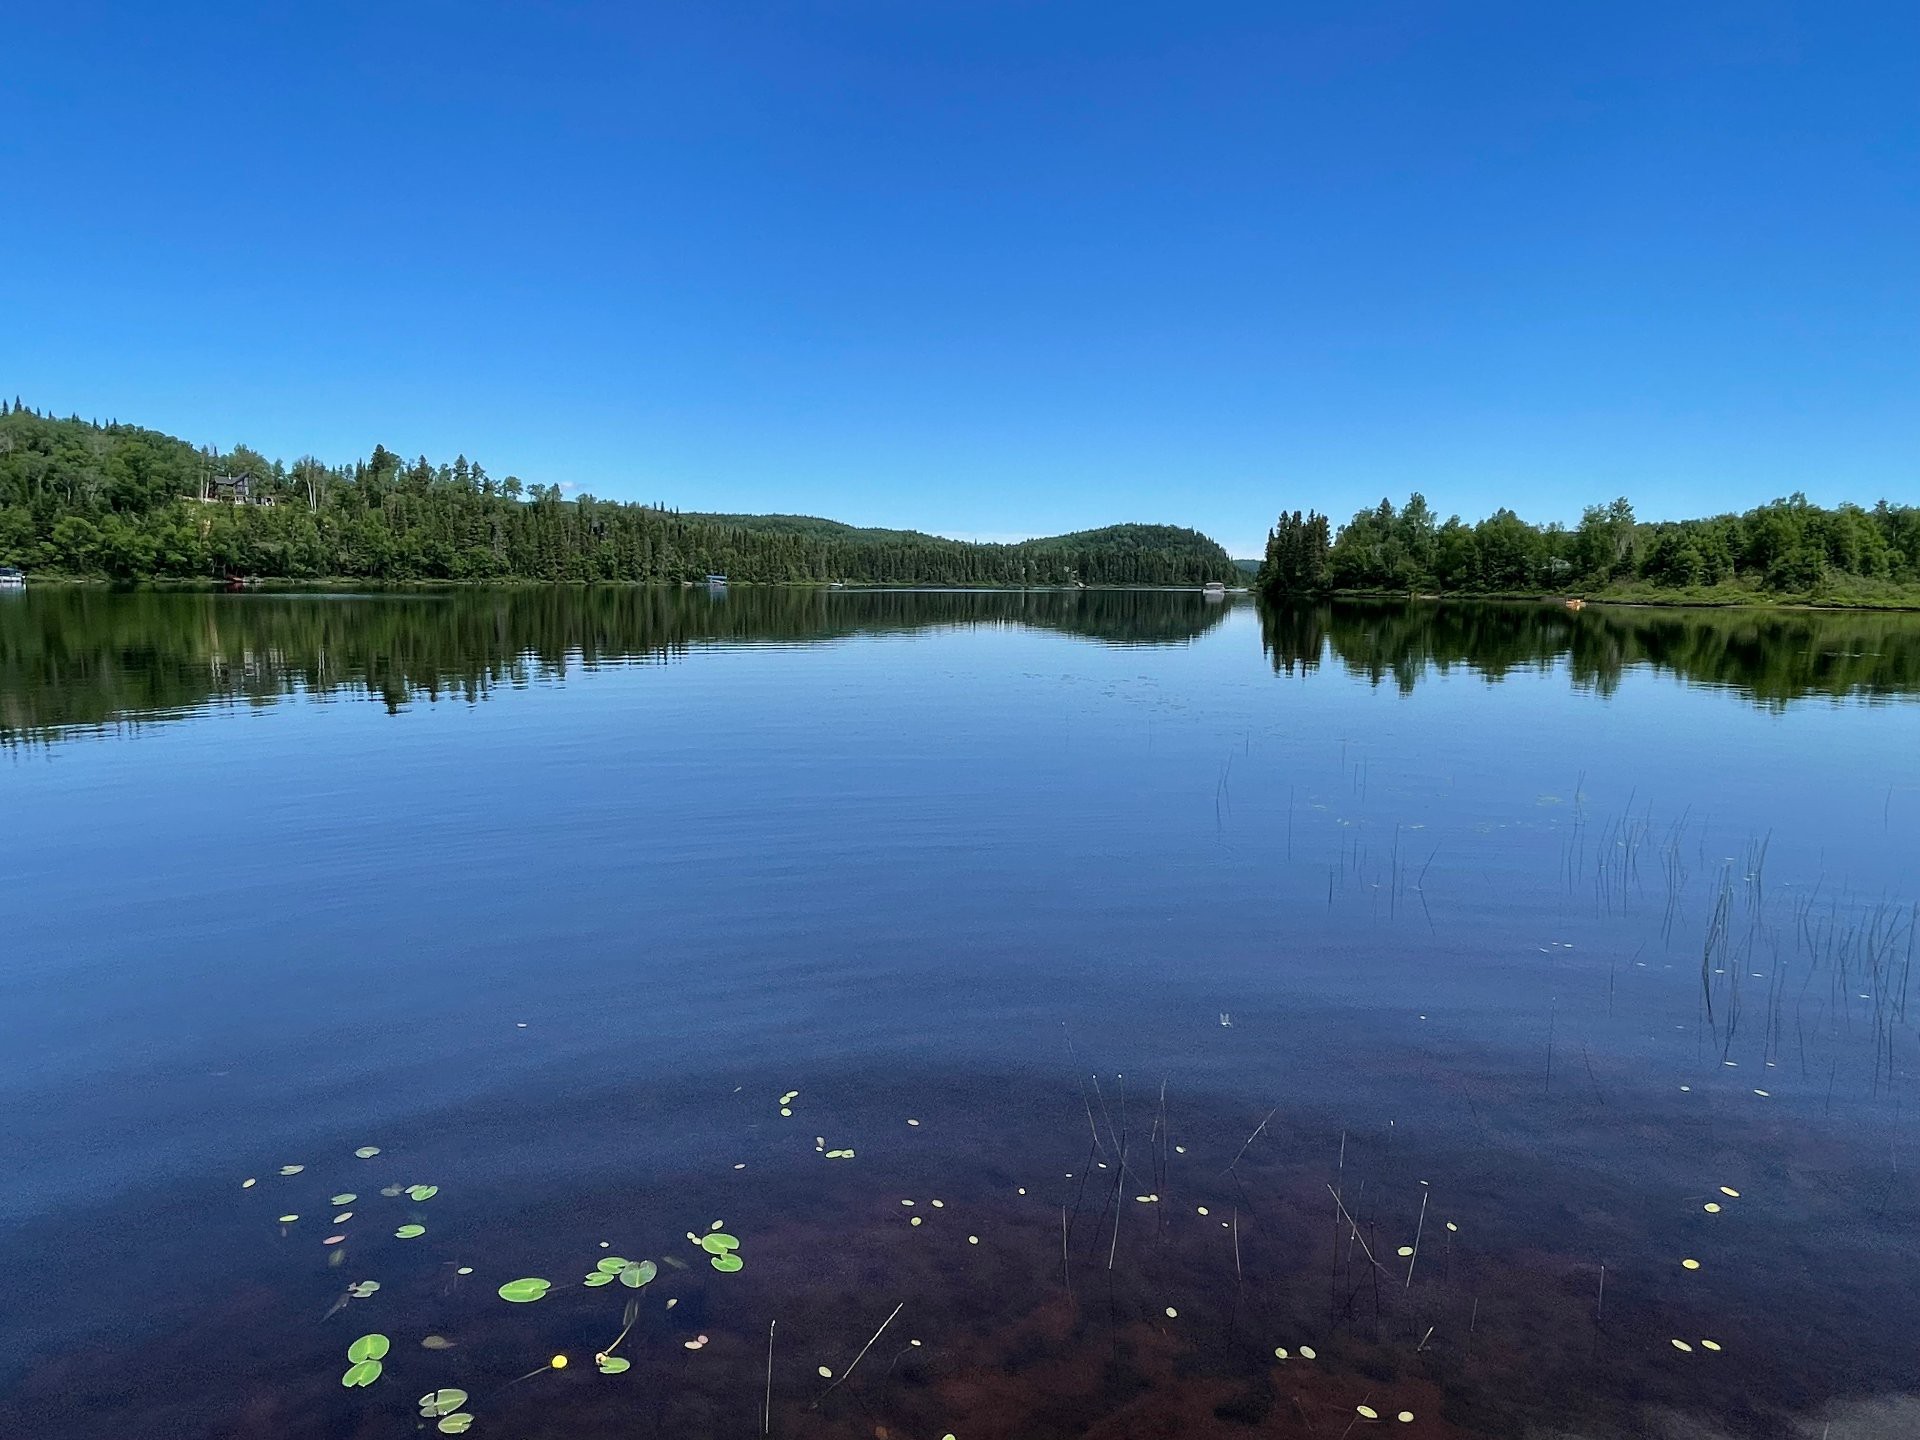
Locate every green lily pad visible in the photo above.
<box><xmin>700</xmin><ymin>1234</ymin><xmax>740</xmax><ymax>1255</ymax></box>
<box><xmin>619</xmin><ymin>1260</ymin><xmax>657</xmax><ymax>1288</ymax></box>
<box><xmin>355</xmin><ymin>1146</ymin><xmax>381</xmax><ymax>1159</ymax></box>
<box><xmin>584</xmin><ymin>1272</ymin><xmax>614</xmax><ymax>1287</ymax></box>
<box><xmin>347</xmin><ymin>1333</ymin><xmax>391</xmax><ymax>1363</ymax></box>
<box><xmin>418</xmin><ymin>1388</ymin><xmax>468</xmax><ymax>1417</ymax></box>
<box><xmin>596</xmin><ymin>1257</ymin><xmax>629</xmax><ymax>1274</ymax></box>
<box><xmin>332</xmin><ymin>1193</ymin><xmax>358</xmax><ymax>1206</ymax></box>
<box><xmin>437</xmin><ymin>1415</ymin><xmax>474</xmax><ymax>1435</ymax></box>
<box><xmin>342</xmin><ymin>1359</ymin><xmax>383</xmax><ymax>1387</ymax></box>
<box><xmin>347</xmin><ymin>1280</ymin><xmax>380</xmax><ymax>1298</ymax></box>
<box><xmin>395</xmin><ymin>1224</ymin><xmax>426</xmax><ymax>1239</ymax></box>
<box><xmin>598</xmin><ymin>1357</ymin><xmax>631</xmax><ymax>1375</ymax></box>
<box><xmin>407</xmin><ymin>1185</ymin><xmax>439</xmax><ymax>1202</ymax></box>
<box><xmin>279</xmin><ymin>1164</ymin><xmax>305</xmax><ymax>1176</ymax></box>
<box><xmin>710</xmin><ymin>1253</ymin><xmax>744</xmax><ymax>1273</ymax></box>
<box><xmin>498</xmin><ymin>1278</ymin><xmax>551</xmax><ymax>1303</ymax></box>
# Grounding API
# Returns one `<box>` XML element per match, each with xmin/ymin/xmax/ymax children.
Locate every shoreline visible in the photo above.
<box><xmin>12</xmin><ymin>575</ymin><xmax>1920</xmax><ymax>612</ymax></box>
<box><xmin>1265</xmin><ymin>586</ymin><xmax>1920</xmax><ymax>614</ymax></box>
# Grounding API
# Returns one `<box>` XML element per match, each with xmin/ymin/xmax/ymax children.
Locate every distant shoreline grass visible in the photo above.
<box><xmin>1314</xmin><ymin>578</ymin><xmax>1920</xmax><ymax>612</ymax></box>
<box><xmin>16</xmin><ymin>575</ymin><xmax>1920</xmax><ymax>610</ymax></box>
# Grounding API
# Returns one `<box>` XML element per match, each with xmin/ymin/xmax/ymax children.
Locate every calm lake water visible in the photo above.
<box><xmin>3</xmin><ymin>587</ymin><xmax>1918</xmax><ymax>1439</ymax></box>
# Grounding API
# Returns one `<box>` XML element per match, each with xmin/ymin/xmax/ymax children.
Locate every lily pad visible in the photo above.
<box><xmin>355</xmin><ymin>1146</ymin><xmax>381</xmax><ymax>1159</ymax></box>
<box><xmin>596</xmin><ymin>1257</ymin><xmax>630</xmax><ymax>1274</ymax></box>
<box><xmin>419</xmin><ymin>1388</ymin><xmax>469</xmax><ymax>1417</ymax></box>
<box><xmin>341</xmin><ymin>1359</ymin><xmax>384</xmax><ymax>1387</ymax></box>
<box><xmin>598</xmin><ymin>1357</ymin><xmax>631</xmax><ymax>1375</ymax></box>
<box><xmin>332</xmin><ymin>1193</ymin><xmax>358</xmax><ymax>1206</ymax></box>
<box><xmin>347</xmin><ymin>1281</ymin><xmax>380</xmax><ymax>1299</ymax></box>
<box><xmin>279</xmin><ymin>1164</ymin><xmax>305</xmax><ymax>1176</ymax></box>
<box><xmin>700</xmin><ymin>1234</ymin><xmax>740</xmax><ymax>1255</ymax></box>
<box><xmin>584</xmin><ymin>1272</ymin><xmax>615</xmax><ymax>1287</ymax></box>
<box><xmin>421</xmin><ymin>1335</ymin><xmax>456</xmax><ymax>1350</ymax></box>
<box><xmin>395</xmin><ymin>1224</ymin><xmax>426</xmax><ymax>1239</ymax></box>
<box><xmin>438</xmin><ymin>1415</ymin><xmax>474</xmax><ymax>1435</ymax></box>
<box><xmin>407</xmin><ymin>1185</ymin><xmax>439</xmax><ymax>1202</ymax></box>
<box><xmin>620</xmin><ymin>1260</ymin><xmax>657</xmax><ymax>1288</ymax></box>
<box><xmin>347</xmin><ymin>1334</ymin><xmax>391</xmax><ymax>1363</ymax></box>
<box><xmin>710</xmin><ymin>1253</ymin><xmax>744</xmax><ymax>1273</ymax></box>
<box><xmin>498</xmin><ymin>1277</ymin><xmax>551</xmax><ymax>1303</ymax></box>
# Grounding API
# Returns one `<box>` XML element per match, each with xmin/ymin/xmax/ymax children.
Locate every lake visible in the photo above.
<box><xmin>2</xmin><ymin>586</ymin><xmax>1918</xmax><ymax>1440</ymax></box>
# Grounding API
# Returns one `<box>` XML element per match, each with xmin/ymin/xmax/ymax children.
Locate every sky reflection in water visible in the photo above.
<box><xmin>1</xmin><ymin>588</ymin><xmax>1916</xmax><ymax>1439</ymax></box>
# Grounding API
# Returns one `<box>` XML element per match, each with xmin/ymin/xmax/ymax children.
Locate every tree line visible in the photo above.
<box><xmin>0</xmin><ymin>404</ymin><xmax>1236</xmax><ymax>586</ymax></box>
<box><xmin>1258</xmin><ymin>493</ymin><xmax>1920</xmax><ymax>603</ymax></box>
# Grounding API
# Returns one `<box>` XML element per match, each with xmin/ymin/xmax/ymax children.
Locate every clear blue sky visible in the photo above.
<box><xmin>4</xmin><ymin>2</ymin><xmax>1915</xmax><ymax>555</ymax></box>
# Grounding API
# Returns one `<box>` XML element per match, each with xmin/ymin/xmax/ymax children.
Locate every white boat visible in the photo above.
<box><xmin>0</xmin><ymin>565</ymin><xmax>24</xmax><ymax>589</ymax></box>
<box><xmin>1203</xmin><ymin>581</ymin><xmax>1226</xmax><ymax>599</ymax></box>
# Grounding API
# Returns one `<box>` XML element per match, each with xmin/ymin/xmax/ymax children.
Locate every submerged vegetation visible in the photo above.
<box><xmin>0</xmin><ymin>405</ymin><xmax>1233</xmax><ymax>585</ymax></box>
<box><xmin>1258</xmin><ymin>494</ymin><xmax>1920</xmax><ymax>606</ymax></box>
<box><xmin>207</xmin><ymin>828</ymin><xmax>1917</xmax><ymax>1440</ymax></box>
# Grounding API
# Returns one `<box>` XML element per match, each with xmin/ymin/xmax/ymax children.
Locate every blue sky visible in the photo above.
<box><xmin>4</xmin><ymin>2</ymin><xmax>1915</xmax><ymax>556</ymax></box>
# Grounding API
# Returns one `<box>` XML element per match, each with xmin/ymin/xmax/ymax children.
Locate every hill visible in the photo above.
<box><xmin>0</xmin><ymin>404</ymin><xmax>1236</xmax><ymax>586</ymax></box>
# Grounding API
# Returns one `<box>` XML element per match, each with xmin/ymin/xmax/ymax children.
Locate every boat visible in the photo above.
<box><xmin>1203</xmin><ymin>581</ymin><xmax>1227</xmax><ymax>599</ymax></box>
<box><xmin>705</xmin><ymin>573</ymin><xmax>728</xmax><ymax>588</ymax></box>
<box><xmin>0</xmin><ymin>565</ymin><xmax>25</xmax><ymax>589</ymax></box>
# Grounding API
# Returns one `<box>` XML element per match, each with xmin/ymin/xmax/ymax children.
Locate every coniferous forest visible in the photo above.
<box><xmin>0</xmin><ymin>405</ymin><xmax>1234</xmax><ymax>586</ymax></box>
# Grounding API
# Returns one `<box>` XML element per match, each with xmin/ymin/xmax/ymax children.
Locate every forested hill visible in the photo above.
<box><xmin>0</xmin><ymin>405</ymin><xmax>1235</xmax><ymax>585</ymax></box>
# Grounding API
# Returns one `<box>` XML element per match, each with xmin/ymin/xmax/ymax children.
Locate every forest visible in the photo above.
<box><xmin>0</xmin><ymin>405</ymin><xmax>1235</xmax><ymax>586</ymax></box>
<box><xmin>1259</xmin><ymin>494</ymin><xmax>1920</xmax><ymax>606</ymax></box>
